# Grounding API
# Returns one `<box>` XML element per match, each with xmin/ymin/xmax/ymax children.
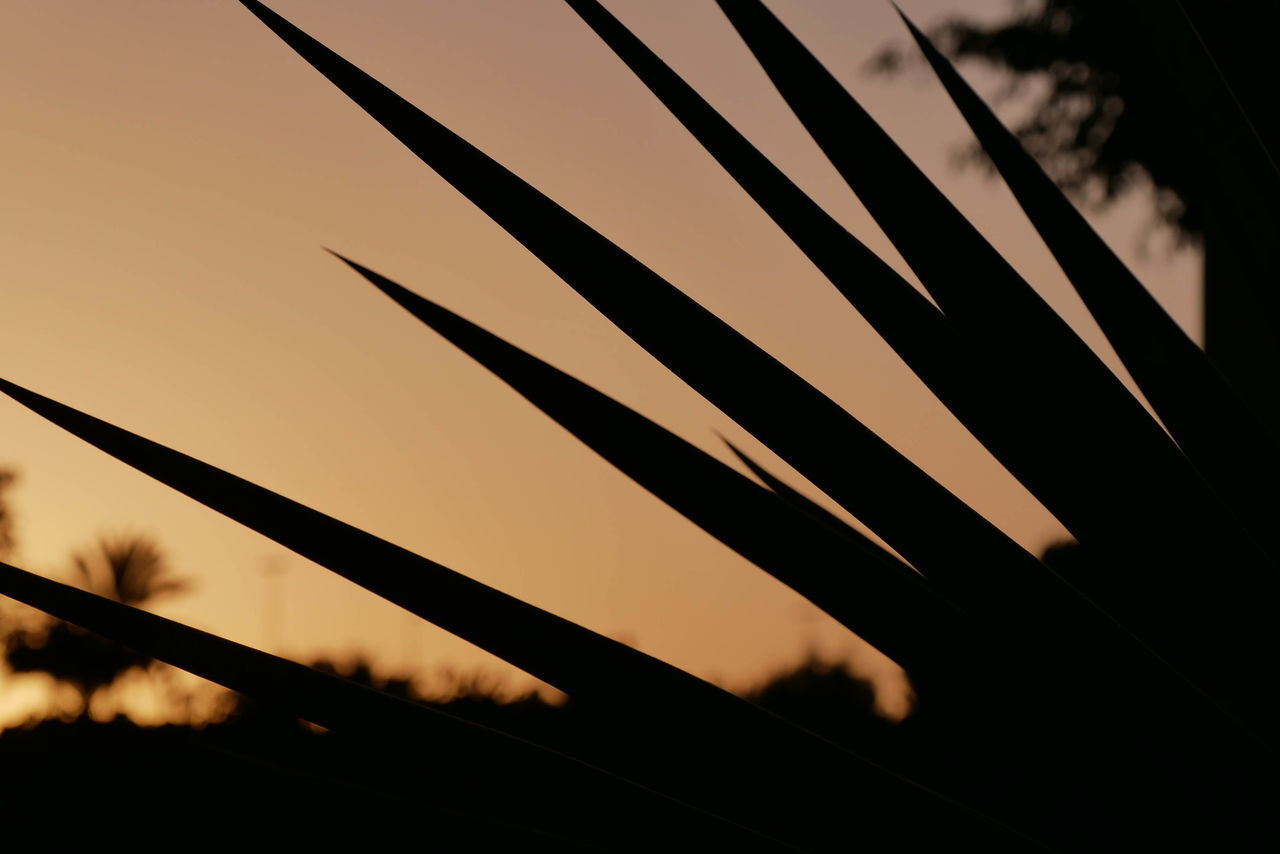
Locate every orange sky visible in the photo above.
<box><xmin>0</xmin><ymin>0</ymin><xmax>1200</xmax><ymax>723</ymax></box>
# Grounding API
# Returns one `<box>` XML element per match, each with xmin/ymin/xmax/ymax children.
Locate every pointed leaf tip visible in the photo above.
<box><xmin>332</xmin><ymin>255</ymin><xmax>423</xmax><ymax>310</ymax></box>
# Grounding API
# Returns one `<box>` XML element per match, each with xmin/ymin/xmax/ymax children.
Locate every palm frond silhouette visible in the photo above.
<box><xmin>0</xmin><ymin>2</ymin><xmax>1273</xmax><ymax>849</ymax></box>
<box><xmin>5</xmin><ymin>535</ymin><xmax>185</xmax><ymax>715</ymax></box>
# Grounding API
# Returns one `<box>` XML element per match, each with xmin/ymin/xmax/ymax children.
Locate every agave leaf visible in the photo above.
<box><xmin>563</xmin><ymin>0</ymin><xmax>1272</xmax><ymax>725</ymax></box>
<box><xmin>0</xmin><ymin>376</ymin><xmax>716</xmax><ymax>708</ymax></box>
<box><xmin>0</xmin><ymin>560</ymin><xmax>443</xmax><ymax>737</ymax></box>
<box><xmin>337</xmin><ymin>255</ymin><xmax>1268</xmax><ymax>778</ymax></box>
<box><xmin>1176</xmin><ymin>0</ymin><xmax>1280</xmax><ymax>176</ymax></box>
<box><xmin>716</xmin><ymin>0</ymin><xmax>1279</xmax><ymax>727</ymax></box>
<box><xmin>0</xmin><ymin>376</ymin><xmax>1031</xmax><ymax>847</ymax></box>
<box><xmin>0</xmin><ymin>559</ymin><xmax>784</xmax><ymax>850</ymax></box>
<box><xmin>334</xmin><ymin>252</ymin><xmax>970</xmax><ymax>682</ymax></box>
<box><xmin>239</xmin><ymin>0</ymin><xmax>1268</xmax><ymax>730</ymax></box>
<box><xmin>719</xmin><ymin>437</ymin><xmax>910</xmax><ymax>571</ymax></box>
<box><xmin>561</xmin><ymin>0</ymin><xmax>1258</xmax><ymax>698</ymax></box>
<box><xmin>562</xmin><ymin>0</ymin><xmax>1210</xmax><ymax>621</ymax></box>
<box><xmin>712</xmin><ymin>0</ymin><xmax>1225</xmax><ymax>540</ymax></box>
<box><xmin>561</xmin><ymin>0</ymin><xmax>1047</xmax><ymax>574</ymax></box>
<box><xmin>236</xmin><ymin>0</ymin><xmax>1050</xmax><ymax>628</ymax></box>
<box><xmin>563</xmin><ymin>0</ymin><xmax>958</xmax><ymax>363</ymax></box>
<box><xmin>899</xmin><ymin>12</ymin><xmax>1280</xmax><ymax>546</ymax></box>
<box><xmin>556</xmin><ymin>1</ymin><xmax>1102</xmax><ymax>584</ymax></box>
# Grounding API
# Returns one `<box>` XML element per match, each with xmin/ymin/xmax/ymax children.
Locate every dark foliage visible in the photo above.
<box><xmin>4</xmin><ymin>536</ymin><xmax>187</xmax><ymax>715</ymax></box>
<box><xmin>0</xmin><ymin>469</ymin><xmax>15</xmax><ymax>561</ymax></box>
<box><xmin>0</xmin><ymin>2</ymin><xmax>1274</xmax><ymax>850</ymax></box>
<box><xmin>0</xmin><ymin>657</ymin><xmax>884</xmax><ymax>850</ymax></box>
<box><xmin>876</xmin><ymin>0</ymin><xmax>1280</xmax><ymax>427</ymax></box>
<box><xmin>877</xmin><ymin>1</ymin><xmax>1280</xmax><ymax>233</ymax></box>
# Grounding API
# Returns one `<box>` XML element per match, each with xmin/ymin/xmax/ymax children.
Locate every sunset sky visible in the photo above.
<box><xmin>0</xmin><ymin>0</ymin><xmax>1200</xmax><ymax>722</ymax></box>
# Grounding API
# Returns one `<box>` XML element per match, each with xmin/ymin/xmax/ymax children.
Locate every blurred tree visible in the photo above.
<box><xmin>876</xmin><ymin>0</ymin><xmax>1280</xmax><ymax>428</ymax></box>
<box><xmin>0</xmin><ymin>468</ymin><xmax>17</xmax><ymax>561</ymax></box>
<box><xmin>4</xmin><ymin>536</ymin><xmax>189</xmax><ymax>717</ymax></box>
<box><xmin>743</xmin><ymin>654</ymin><xmax>888</xmax><ymax>746</ymax></box>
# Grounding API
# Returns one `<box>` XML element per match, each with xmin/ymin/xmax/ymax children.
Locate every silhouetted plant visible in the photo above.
<box><xmin>743</xmin><ymin>654</ymin><xmax>889</xmax><ymax>744</ymax></box>
<box><xmin>0</xmin><ymin>468</ymin><xmax>16</xmax><ymax>562</ymax></box>
<box><xmin>874</xmin><ymin>0</ymin><xmax>1280</xmax><ymax>426</ymax></box>
<box><xmin>4</xmin><ymin>536</ymin><xmax>188</xmax><ymax>716</ymax></box>
<box><xmin>0</xmin><ymin>2</ymin><xmax>1274</xmax><ymax>849</ymax></box>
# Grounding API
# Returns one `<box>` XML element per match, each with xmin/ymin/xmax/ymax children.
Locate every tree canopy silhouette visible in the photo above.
<box><xmin>0</xmin><ymin>469</ymin><xmax>16</xmax><ymax>562</ymax></box>
<box><xmin>4</xmin><ymin>535</ymin><xmax>189</xmax><ymax>716</ymax></box>
<box><xmin>877</xmin><ymin>0</ymin><xmax>1280</xmax><ymax>427</ymax></box>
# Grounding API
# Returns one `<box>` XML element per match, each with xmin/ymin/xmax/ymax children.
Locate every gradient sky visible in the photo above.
<box><xmin>0</xmin><ymin>0</ymin><xmax>1200</xmax><ymax>722</ymax></box>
